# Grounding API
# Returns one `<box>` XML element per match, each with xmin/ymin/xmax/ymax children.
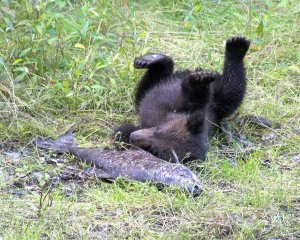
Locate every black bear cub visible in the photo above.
<box><xmin>115</xmin><ymin>37</ymin><xmax>251</xmax><ymax>163</ymax></box>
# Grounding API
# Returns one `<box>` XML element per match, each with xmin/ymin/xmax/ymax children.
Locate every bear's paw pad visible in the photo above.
<box><xmin>190</xmin><ymin>71</ymin><xmax>220</xmax><ymax>85</ymax></box>
<box><xmin>134</xmin><ymin>54</ymin><xmax>167</xmax><ymax>69</ymax></box>
<box><xmin>225</xmin><ymin>37</ymin><xmax>251</xmax><ymax>59</ymax></box>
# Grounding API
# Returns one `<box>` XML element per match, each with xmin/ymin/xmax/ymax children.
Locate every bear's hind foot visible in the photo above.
<box><xmin>225</xmin><ymin>37</ymin><xmax>251</xmax><ymax>61</ymax></box>
<box><xmin>134</xmin><ymin>54</ymin><xmax>171</xmax><ymax>69</ymax></box>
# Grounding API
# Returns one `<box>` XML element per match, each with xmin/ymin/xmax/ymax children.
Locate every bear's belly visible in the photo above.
<box><xmin>138</xmin><ymin>81</ymin><xmax>182</xmax><ymax>128</ymax></box>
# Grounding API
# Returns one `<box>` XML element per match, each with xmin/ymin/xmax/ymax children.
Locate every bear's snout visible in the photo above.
<box><xmin>129</xmin><ymin>132</ymin><xmax>138</xmax><ymax>143</ymax></box>
<box><xmin>130</xmin><ymin>128</ymin><xmax>156</xmax><ymax>147</ymax></box>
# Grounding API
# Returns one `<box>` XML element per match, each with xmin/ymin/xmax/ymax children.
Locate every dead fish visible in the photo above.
<box><xmin>34</xmin><ymin>132</ymin><xmax>203</xmax><ymax>196</ymax></box>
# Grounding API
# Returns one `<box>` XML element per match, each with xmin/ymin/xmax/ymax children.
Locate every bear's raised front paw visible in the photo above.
<box><xmin>134</xmin><ymin>54</ymin><xmax>169</xmax><ymax>69</ymax></box>
<box><xmin>189</xmin><ymin>71</ymin><xmax>220</xmax><ymax>85</ymax></box>
<box><xmin>225</xmin><ymin>37</ymin><xmax>251</xmax><ymax>60</ymax></box>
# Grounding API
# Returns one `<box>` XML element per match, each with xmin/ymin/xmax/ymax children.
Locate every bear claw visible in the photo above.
<box><xmin>134</xmin><ymin>54</ymin><xmax>169</xmax><ymax>69</ymax></box>
<box><xmin>189</xmin><ymin>71</ymin><xmax>220</xmax><ymax>85</ymax></box>
<box><xmin>225</xmin><ymin>37</ymin><xmax>251</xmax><ymax>60</ymax></box>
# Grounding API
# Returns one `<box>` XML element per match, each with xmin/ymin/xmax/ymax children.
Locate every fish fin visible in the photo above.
<box><xmin>56</xmin><ymin>131</ymin><xmax>77</xmax><ymax>145</ymax></box>
<box><xmin>83</xmin><ymin>167</ymin><xmax>114</xmax><ymax>181</ymax></box>
<box><xmin>34</xmin><ymin>131</ymin><xmax>77</xmax><ymax>153</ymax></box>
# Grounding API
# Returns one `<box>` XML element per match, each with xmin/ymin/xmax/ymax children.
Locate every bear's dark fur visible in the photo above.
<box><xmin>129</xmin><ymin>111</ymin><xmax>208</xmax><ymax>163</ymax></box>
<box><xmin>114</xmin><ymin>37</ymin><xmax>250</xmax><ymax>163</ymax></box>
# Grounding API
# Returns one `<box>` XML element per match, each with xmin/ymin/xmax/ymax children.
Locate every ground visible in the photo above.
<box><xmin>0</xmin><ymin>1</ymin><xmax>299</xmax><ymax>239</ymax></box>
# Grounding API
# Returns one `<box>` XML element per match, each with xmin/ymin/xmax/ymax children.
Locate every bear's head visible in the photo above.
<box><xmin>130</xmin><ymin>111</ymin><xmax>208</xmax><ymax>163</ymax></box>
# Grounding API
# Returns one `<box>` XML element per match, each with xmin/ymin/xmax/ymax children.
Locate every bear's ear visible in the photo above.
<box><xmin>186</xmin><ymin>111</ymin><xmax>205</xmax><ymax>135</ymax></box>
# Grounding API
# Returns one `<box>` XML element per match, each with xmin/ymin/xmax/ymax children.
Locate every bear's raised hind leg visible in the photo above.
<box><xmin>134</xmin><ymin>53</ymin><xmax>174</xmax><ymax>107</ymax></box>
<box><xmin>212</xmin><ymin>37</ymin><xmax>251</xmax><ymax>121</ymax></box>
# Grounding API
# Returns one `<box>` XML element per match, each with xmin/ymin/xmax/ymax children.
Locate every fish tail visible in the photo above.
<box><xmin>34</xmin><ymin>131</ymin><xmax>77</xmax><ymax>153</ymax></box>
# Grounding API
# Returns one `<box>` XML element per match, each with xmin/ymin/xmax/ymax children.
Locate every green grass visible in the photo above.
<box><xmin>1</xmin><ymin>0</ymin><xmax>299</xmax><ymax>239</ymax></box>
